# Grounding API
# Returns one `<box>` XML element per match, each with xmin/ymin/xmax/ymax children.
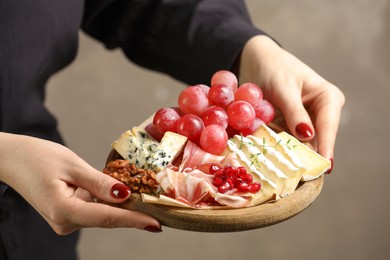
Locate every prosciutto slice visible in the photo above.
<box><xmin>180</xmin><ymin>141</ymin><xmax>225</xmax><ymax>170</ymax></box>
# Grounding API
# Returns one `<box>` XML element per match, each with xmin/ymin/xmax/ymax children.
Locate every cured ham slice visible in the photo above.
<box><xmin>180</xmin><ymin>141</ymin><xmax>224</xmax><ymax>170</ymax></box>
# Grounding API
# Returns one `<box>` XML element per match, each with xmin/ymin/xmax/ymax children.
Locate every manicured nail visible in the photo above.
<box><xmin>144</xmin><ymin>225</ymin><xmax>163</xmax><ymax>233</ymax></box>
<box><xmin>110</xmin><ymin>183</ymin><xmax>130</xmax><ymax>199</ymax></box>
<box><xmin>326</xmin><ymin>158</ymin><xmax>334</xmax><ymax>174</ymax></box>
<box><xmin>295</xmin><ymin>123</ymin><xmax>313</xmax><ymax>138</ymax></box>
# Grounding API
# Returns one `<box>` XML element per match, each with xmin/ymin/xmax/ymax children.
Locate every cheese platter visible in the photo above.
<box><xmin>103</xmin><ymin>70</ymin><xmax>330</xmax><ymax>232</ymax></box>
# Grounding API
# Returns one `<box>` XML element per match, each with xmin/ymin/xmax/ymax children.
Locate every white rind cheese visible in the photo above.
<box><xmin>278</xmin><ymin>132</ymin><xmax>331</xmax><ymax>181</ymax></box>
<box><xmin>231</xmin><ymin>135</ymin><xmax>289</xmax><ymax>196</ymax></box>
<box><xmin>253</xmin><ymin>124</ymin><xmax>306</xmax><ymax>169</ymax></box>
<box><xmin>226</xmin><ymin>124</ymin><xmax>330</xmax><ymax>199</ymax></box>
<box><xmin>227</xmin><ymin>139</ymin><xmax>278</xmax><ymax>205</ymax></box>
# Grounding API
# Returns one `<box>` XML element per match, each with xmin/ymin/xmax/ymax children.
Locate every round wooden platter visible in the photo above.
<box><xmin>119</xmin><ymin>176</ymin><xmax>323</xmax><ymax>233</ymax></box>
<box><xmin>108</xmin><ymin>116</ymin><xmax>324</xmax><ymax>232</ymax></box>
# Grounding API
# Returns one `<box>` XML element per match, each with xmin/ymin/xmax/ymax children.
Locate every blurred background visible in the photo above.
<box><xmin>46</xmin><ymin>0</ymin><xmax>390</xmax><ymax>259</ymax></box>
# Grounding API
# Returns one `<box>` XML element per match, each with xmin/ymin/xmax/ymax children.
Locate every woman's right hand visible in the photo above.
<box><xmin>0</xmin><ymin>133</ymin><xmax>162</xmax><ymax>235</ymax></box>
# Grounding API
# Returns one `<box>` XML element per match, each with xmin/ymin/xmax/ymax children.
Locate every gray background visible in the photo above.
<box><xmin>46</xmin><ymin>1</ymin><xmax>390</xmax><ymax>259</ymax></box>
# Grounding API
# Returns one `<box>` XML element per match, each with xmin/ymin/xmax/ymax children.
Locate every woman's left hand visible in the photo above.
<box><xmin>238</xmin><ymin>35</ymin><xmax>345</xmax><ymax>162</ymax></box>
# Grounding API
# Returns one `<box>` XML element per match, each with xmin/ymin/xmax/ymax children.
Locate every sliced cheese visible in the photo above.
<box><xmin>141</xmin><ymin>193</ymin><xmax>193</xmax><ymax>208</ymax></box>
<box><xmin>252</xmin><ymin>124</ymin><xmax>306</xmax><ymax>169</ymax></box>
<box><xmin>227</xmin><ymin>139</ymin><xmax>277</xmax><ymax>205</ymax></box>
<box><xmin>278</xmin><ymin>132</ymin><xmax>331</xmax><ymax>181</ymax></box>
<box><xmin>231</xmin><ymin>135</ymin><xmax>288</xmax><ymax>196</ymax></box>
<box><xmin>251</xmin><ymin>124</ymin><xmax>308</xmax><ymax>194</ymax></box>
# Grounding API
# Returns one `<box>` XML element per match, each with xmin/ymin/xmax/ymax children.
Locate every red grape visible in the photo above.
<box><xmin>145</xmin><ymin>123</ymin><xmax>164</xmax><ymax>142</ymax></box>
<box><xmin>178</xmin><ymin>86</ymin><xmax>209</xmax><ymax>116</ymax></box>
<box><xmin>235</xmin><ymin>82</ymin><xmax>263</xmax><ymax>107</ymax></box>
<box><xmin>210</xmin><ymin>70</ymin><xmax>238</xmax><ymax>93</ymax></box>
<box><xmin>170</xmin><ymin>106</ymin><xmax>185</xmax><ymax>116</ymax></box>
<box><xmin>153</xmin><ymin>107</ymin><xmax>181</xmax><ymax>134</ymax></box>
<box><xmin>226</xmin><ymin>125</ymin><xmax>239</xmax><ymax>138</ymax></box>
<box><xmin>194</xmin><ymin>84</ymin><xmax>210</xmax><ymax>95</ymax></box>
<box><xmin>201</xmin><ymin>106</ymin><xmax>228</xmax><ymax>129</ymax></box>
<box><xmin>254</xmin><ymin>99</ymin><xmax>275</xmax><ymax>124</ymax></box>
<box><xmin>176</xmin><ymin>114</ymin><xmax>204</xmax><ymax>143</ymax></box>
<box><xmin>208</xmin><ymin>83</ymin><xmax>234</xmax><ymax>108</ymax></box>
<box><xmin>226</xmin><ymin>101</ymin><xmax>256</xmax><ymax>130</ymax></box>
<box><xmin>199</xmin><ymin>125</ymin><xmax>228</xmax><ymax>155</ymax></box>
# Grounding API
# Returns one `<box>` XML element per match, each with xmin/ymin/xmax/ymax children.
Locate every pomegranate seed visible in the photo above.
<box><xmin>225</xmin><ymin>165</ymin><xmax>237</xmax><ymax>175</ymax></box>
<box><xmin>227</xmin><ymin>172</ymin><xmax>236</xmax><ymax>179</ymax></box>
<box><xmin>226</xmin><ymin>177</ymin><xmax>235</xmax><ymax>188</ymax></box>
<box><xmin>213</xmin><ymin>177</ymin><xmax>224</xmax><ymax>186</ymax></box>
<box><xmin>242</xmin><ymin>174</ymin><xmax>253</xmax><ymax>183</ymax></box>
<box><xmin>214</xmin><ymin>169</ymin><xmax>225</xmax><ymax>178</ymax></box>
<box><xmin>234</xmin><ymin>177</ymin><xmax>243</xmax><ymax>186</ymax></box>
<box><xmin>218</xmin><ymin>180</ymin><xmax>232</xmax><ymax>193</ymax></box>
<box><xmin>237</xmin><ymin>166</ymin><xmax>247</xmax><ymax>175</ymax></box>
<box><xmin>249</xmin><ymin>182</ymin><xmax>261</xmax><ymax>193</ymax></box>
<box><xmin>237</xmin><ymin>182</ymin><xmax>251</xmax><ymax>193</ymax></box>
<box><xmin>209</xmin><ymin>164</ymin><xmax>222</xmax><ymax>174</ymax></box>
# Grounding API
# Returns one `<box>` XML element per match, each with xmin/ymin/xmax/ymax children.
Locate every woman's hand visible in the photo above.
<box><xmin>0</xmin><ymin>133</ymin><xmax>161</xmax><ymax>234</ymax></box>
<box><xmin>238</xmin><ymin>35</ymin><xmax>345</xmax><ymax>164</ymax></box>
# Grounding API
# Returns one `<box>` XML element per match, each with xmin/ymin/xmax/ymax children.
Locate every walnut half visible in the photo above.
<box><xmin>103</xmin><ymin>159</ymin><xmax>159</xmax><ymax>195</ymax></box>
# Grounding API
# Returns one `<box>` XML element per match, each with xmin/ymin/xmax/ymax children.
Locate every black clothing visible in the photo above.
<box><xmin>0</xmin><ymin>0</ymin><xmax>264</xmax><ymax>259</ymax></box>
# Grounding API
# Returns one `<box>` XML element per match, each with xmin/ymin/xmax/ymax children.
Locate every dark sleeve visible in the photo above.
<box><xmin>0</xmin><ymin>182</ymin><xmax>6</xmax><ymax>198</ymax></box>
<box><xmin>81</xmin><ymin>0</ymin><xmax>267</xmax><ymax>85</ymax></box>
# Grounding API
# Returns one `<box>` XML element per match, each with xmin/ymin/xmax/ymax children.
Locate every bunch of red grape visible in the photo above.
<box><xmin>146</xmin><ymin>70</ymin><xmax>275</xmax><ymax>155</ymax></box>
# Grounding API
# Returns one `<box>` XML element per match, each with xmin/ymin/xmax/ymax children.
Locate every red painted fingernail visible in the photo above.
<box><xmin>295</xmin><ymin>123</ymin><xmax>313</xmax><ymax>138</ymax></box>
<box><xmin>144</xmin><ymin>225</ymin><xmax>163</xmax><ymax>233</ymax></box>
<box><xmin>326</xmin><ymin>158</ymin><xmax>334</xmax><ymax>174</ymax></box>
<box><xmin>110</xmin><ymin>183</ymin><xmax>130</xmax><ymax>199</ymax></box>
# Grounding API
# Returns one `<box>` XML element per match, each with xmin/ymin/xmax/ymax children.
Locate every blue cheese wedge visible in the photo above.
<box><xmin>112</xmin><ymin>129</ymin><xmax>187</xmax><ymax>173</ymax></box>
<box><xmin>112</xmin><ymin>130</ymin><xmax>156</xmax><ymax>169</ymax></box>
<box><xmin>146</xmin><ymin>131</ymin><xmax>187</xmax><ymax>172</ymax></box>
<box><xmin>131</xmin><ymin>127</ymin><xmax>158</xmax><ymax>153</ymax></box>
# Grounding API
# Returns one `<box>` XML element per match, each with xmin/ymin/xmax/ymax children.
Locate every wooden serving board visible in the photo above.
<box><xmin>107</xmin><ymin>115</ymin><xmax>325</xmax><ymax>232</ymax></box>
<box><xmin>119</xmin><ymin>175</ymin><xmax>323</xmax><ymax>232</ymax></box>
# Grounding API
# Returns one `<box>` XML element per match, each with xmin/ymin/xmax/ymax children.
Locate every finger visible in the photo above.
<box><xmin>46</xmin><ymin>199</ymin><xmax>161</xmax><ymax>235</ymax></box>
<box><xmin>69</xmin><ymin>200</ymin><xmax>161</xmax><ymax>231</ymax></box>
<box><xmin>68</xmin><ymin>165</ymin><xmax>131</xmax><ymax>204</ymax></box>
<box><xmin>271</xmin><ymin>85</ymin><xmax>315</xmax><ymax>142</ymax></box>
